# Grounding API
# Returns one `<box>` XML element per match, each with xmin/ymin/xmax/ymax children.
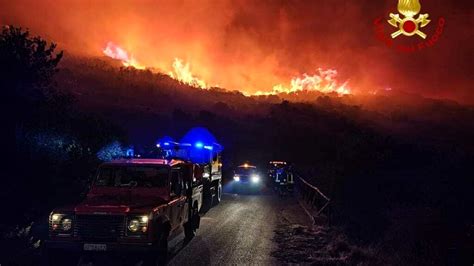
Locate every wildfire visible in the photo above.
<box><xmin>103</xmin><ymin>43</ymin><xmax>208</xmax><ymax>89</ymax></box>
<box><xmin>169</xmin><ymin>58</ymin><xmax>207</xmax><ymax>88</ymax></box>
<box><xmin>103</xmin><ymin>42</ymin><xmax>145</xmax><ymax>69</ymax></box>
<box><xmin>102</xmin><ymin>43</ymin><xmax>350</xmax><ymax>96</ymax></box>
<box><xmin>256</xmin><ymin>69</ymin><xmax>351</xmax><ymax>96</ymax></box>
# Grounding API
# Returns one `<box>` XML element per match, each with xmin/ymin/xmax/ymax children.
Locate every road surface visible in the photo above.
<box><xmin>168</xmin><ymin>193</ymin><xmax>280</xmax><ymax>265</ymax></box>
<box><xmin>8</xmin><ymin>189</ymin><xmax>308</xmax><ymax>265</ymax></box>
<box><xmin>56</xmin><ymin>190</ymin><xmax>296</xmax><ymax>266</ymax></box>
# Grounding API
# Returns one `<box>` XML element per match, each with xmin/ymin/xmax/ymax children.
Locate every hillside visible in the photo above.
<box><xmin>6</xmin><ymin>53</ymin><xmax>474</xmax><ymax>265</ymax></box>
<box><xmin>57</xmin><ymin>55</ymin><xmax>474</xmax><ymax>151</ymax></box>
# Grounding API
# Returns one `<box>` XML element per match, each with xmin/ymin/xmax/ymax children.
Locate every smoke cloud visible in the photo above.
<box><xmin>1</xmin><ymin>0</ymin><xmax>472</xmax><ymax>102</ymax></box>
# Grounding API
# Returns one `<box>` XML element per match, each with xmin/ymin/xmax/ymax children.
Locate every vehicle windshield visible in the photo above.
<box><xmin>235</xmin><ymin>167</ymin><xmax>257</xmax><ymax>176</ymax></box>
<box><xmin>95</xmin><ymin>165</ymin><xmax>169</xmax><ymax>188</ymax></box>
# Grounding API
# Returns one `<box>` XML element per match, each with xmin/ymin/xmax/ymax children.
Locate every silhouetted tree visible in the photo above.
<box><xmin>0</xmin><ymin>25</ymin><xmax>63</xmax><ymax>101</ymax></box>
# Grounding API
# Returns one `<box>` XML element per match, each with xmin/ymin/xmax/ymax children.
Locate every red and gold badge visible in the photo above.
<box><xmin>388</xmin><ymin>0</ymin><xmax>430</xmax><ymax>39</ymax></box>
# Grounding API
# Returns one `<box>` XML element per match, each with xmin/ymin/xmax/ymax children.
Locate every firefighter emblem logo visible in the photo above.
<box><xmin>388</xmin><ymin>0</ymin><xmax>430</xmax><ymax>39</ymax></box>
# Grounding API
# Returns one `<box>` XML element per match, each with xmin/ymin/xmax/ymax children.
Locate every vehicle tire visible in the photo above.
<box><xmin>213</xmin><ymin>180</ymin><xmax>222</xmax><ymax>206</ymax></box>
<box><xmin>40</xmin><ymin>246</ymin><xmax>50</xmax><ymax>266</ymax></box>
<box><xmin>200</xmin><ymin>182</ymin><xmax>212</xmax><ymax>213</ymax></box>
<box><xmin>156</xmin><ymin>233</ymin><xmax>168</xmax><ymax>266</ymax></box>
<box><xmin>145</xmin><ymin>226</ymin><xmax>169</xmax><ymax>266</ymax></box>
<box><xmin>184</xmin><ymin>205</ymin><xmax>199</xmax><ymax>241</ymax></box>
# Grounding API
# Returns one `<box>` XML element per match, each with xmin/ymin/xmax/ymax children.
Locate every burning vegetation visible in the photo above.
<box><xmin>170</xmin><ymin>58</ymin><xmax>208</xmax><ymax>88</ymax></box>
<box><xmin>103</xmin><ymin>42</ymin><xmax>208</xmax><ymax>89</ymax></box>
<box><xmin>1</xmin><ymin>0</ymin><xmax>472</xmax><ymax>103</ymax></box>
<box><xmin>257</xmin><ymin>69</ymin><xmax>351</xmax><ymax>96</ymax></box>
<box><xmin>3</xmin><ymin>25</ymin><xmax>474</xmax><ymax>265</ymax></box>
<box><xmin>103</xmin><ymin>42</ymin><xmax>144</xmax><ymax>70</ymax></box>
<box><xmin>102</xmin><ymin>42</ymin><xmax>351</xmax><ymax>96</ymax></box>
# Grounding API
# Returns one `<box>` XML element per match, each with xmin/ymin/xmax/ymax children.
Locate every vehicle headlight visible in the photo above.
<box><xmin>50</xmin><ymin>213</ymin><xmax>73</xmax><ymax>234</ymax></box>
<box><xmin>127</xmin><ymin>215</ymin><xmax>149</xmax><ymax>234</ymax></box>
<box><xmin>251</xmin><ymin>175</ymin><xmax>260</xmax><ymax>183</ymax></box>
<box><xmin>233</xmin><ymin>175</ymin><xmax>240</xmax><ymax>182</ymax></box>
<box><xmin>51</xmin><ymin>214</ymin><xmax>61</xmax><ymax>222</ymax></box>
<box><xmin>128</xmin><ymin>219</ymin><xmax>140</xmax><ymax>232</ymax></box>
<box><xmin>61</xmin><ymin>218</ymin><xmax>72</xmax><ymax>231</ymax></box>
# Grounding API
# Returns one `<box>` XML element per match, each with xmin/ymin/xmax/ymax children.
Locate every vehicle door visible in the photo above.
<box><xmin>169</xmin><ymin>168</ymin><xmax>187</xmax><ymax>230</ymax></box>
<box><xmin>183</xmin><ymin>164</ymin><xmax>201</xmax><ymax>219</ymax></box>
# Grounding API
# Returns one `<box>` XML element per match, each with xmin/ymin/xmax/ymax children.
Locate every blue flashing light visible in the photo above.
<box><xmin>157</xmin><ymin>136</ymin><xmax>174</xmax><ymax>149</ymax></box>
<box><xmin>154</xmin><ymin>128</ymin><xmax>223</xmax><ymax>164</ymax></box>
<box><xmin>126</xmin><ymin>148</ymin><xmax>134</xmax><ymax>157</ymax></box>
<box><xmin>195</xmin><ymin>142</ymin><xmax>204</xmax><ymax>149</ymax></box>
<box><xmin>181</xmin><ymin>127</ymin><xmax>217</xmax><ymax>147</ymax></box>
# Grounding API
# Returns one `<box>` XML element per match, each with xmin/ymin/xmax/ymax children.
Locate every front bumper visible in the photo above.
<box><xmin>44</xmin><ymin>239</ymin><xmax>155</xmax><ymax>254</ymax></box>
<box><xmin>232</xmin><ymin>181</ymin><xmax>263</xmax><ymax>192</ymax></box>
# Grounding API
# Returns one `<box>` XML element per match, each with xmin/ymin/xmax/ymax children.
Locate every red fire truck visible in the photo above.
<box><xmin>44</xmin><ymin>128</ymin><xmax>223</xmax><ymax>265</ymax></box>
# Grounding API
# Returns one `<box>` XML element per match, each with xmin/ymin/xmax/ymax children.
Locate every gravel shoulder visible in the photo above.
<box><xmin>272</xmin><ymin>196</ymin><xmax>379</xmax><ymax>265</ymax></box>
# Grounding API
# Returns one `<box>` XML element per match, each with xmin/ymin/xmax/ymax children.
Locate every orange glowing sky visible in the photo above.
<box><xmin>0</xmin><ymin>0</ymin><xmax>473</xmax><ymax>102</ymax></box>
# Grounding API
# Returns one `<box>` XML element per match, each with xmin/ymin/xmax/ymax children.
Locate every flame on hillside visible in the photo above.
<box><xmin>103</xmin><ymin>42</ymin><xmax>145</xmax><ymax>69</ymax></box>
<box><xmin>169</xmin><ymin>58</ymin><xmax>207</xmax><ymax>88</ymax></box>
<box><xmin>103</xmin><ymin>43</ymin><xmax>350</xmax><ymax>96</ymax></box>
<box><xmin>103</xmin><ymin>43</ymin><xmax>208</xmax><ymax>89</ymax></box>
<box><xmin>256</xmin><ymin>69</ymin><xmax>351</xmax><ymax>96</ymax></box>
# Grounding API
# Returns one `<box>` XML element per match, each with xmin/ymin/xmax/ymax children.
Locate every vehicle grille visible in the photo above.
<box><xmin>74</xmin><ymin>215</ymin><xmax>125</xmax><ymax>241</ymax></box>
<box><xmin>239</xmin><ymin>175</ymin><xmax>250</xmax><ymax>182</ymax></box>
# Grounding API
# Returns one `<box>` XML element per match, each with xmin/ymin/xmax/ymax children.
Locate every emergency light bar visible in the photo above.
<box><xmin>155</xmin><ymin>127</ymin><xmax>223</xmax><ymax>164</ymax></box>
<box><xmin>156</xmin><ymin>141</ymin><xmax>222</xmax><ymax>164</ymax></box>
<box><xmin>238</xmin><ymin>163</ymin><xmax>256</xmax><ymax>168</ymax></box>
<box><xmin>269</xmin><ymin>161</ymin><xmax>287</xmax><ymax>165</ymax></box>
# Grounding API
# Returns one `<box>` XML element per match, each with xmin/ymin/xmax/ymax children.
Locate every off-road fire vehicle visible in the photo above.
<box><xmin>45</xmin><ymin>127</ymin><xmax>223</xmax><ymax>265</ymax></box>
<box><xmin>44</xmin><ymin>158</ymin><xmax>202</xmax><ymax>265</ymax></box>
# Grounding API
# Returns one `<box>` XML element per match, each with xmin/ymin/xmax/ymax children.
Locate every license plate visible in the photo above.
<box><xmin>83</xmin><ymin>243</ymin><xmax>107</xmax><ymax>251</ymax></box>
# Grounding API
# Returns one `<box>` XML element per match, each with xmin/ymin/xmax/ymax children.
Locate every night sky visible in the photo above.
<box><xmin>1</xmin><ymin>0</ymin><xmax>473</xmax><ymax>103</ymax></box>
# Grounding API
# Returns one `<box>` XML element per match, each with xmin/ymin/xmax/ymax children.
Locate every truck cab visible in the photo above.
<box><xmin>232</xmin><ymin>163</ymin><xmax>263</xmax><ymax>192</ymax></box>
<box><xmin>157</xmin><ymin>138</ymin><xmax>223</xmax><ymax>212</ymax></box>
<box><xmin>45</xmin><ymin>158</ymin><xmax>201</xmax><ymax>265</ymax></box>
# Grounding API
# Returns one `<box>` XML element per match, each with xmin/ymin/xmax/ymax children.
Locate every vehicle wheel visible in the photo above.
<box><xmin>213</xmin><ymin>180</ymin><xmax>222</xmax><ymax>206</ymax></box>
<box><xmin>156</xmin><ymin>233</ymin><xmax>168</xmax><ymax>266</ymax></box>
<box><xmin>145</xmin><ymin>227</ymin><xmax>169</xmax><ymax>266</ymax></box>
<box><xmin>200</xmin><ymin>182</ymin><xmax>212</xmax><ymax>213</ymax></box>
<box><xmin>40</xmin><ymin>245</ymin><xmax>50</xmax><ymax>266</ymax></box>
<box><xmin>184</xmin><ymin>205</ymin><xmax>199</xmax><ymax>241</ymax></box>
